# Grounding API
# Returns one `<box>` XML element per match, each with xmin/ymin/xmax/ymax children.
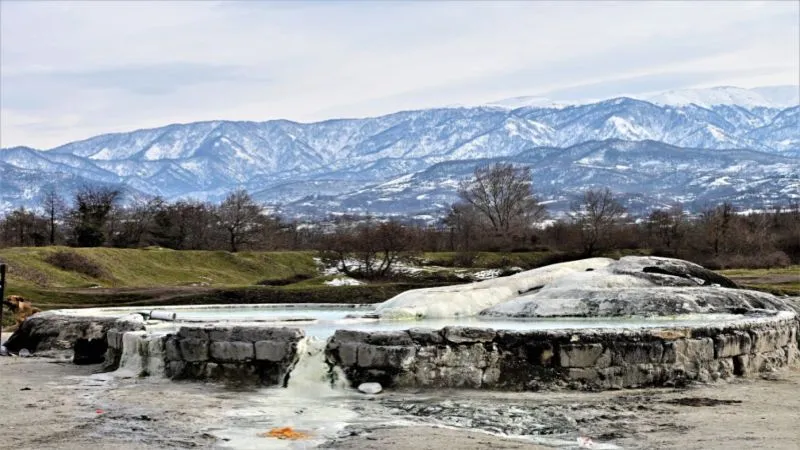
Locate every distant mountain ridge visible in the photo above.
<box><xmin>2</xmin><ymin>86</ymin><xmax>798</xmax><ymax>218</ymax></box>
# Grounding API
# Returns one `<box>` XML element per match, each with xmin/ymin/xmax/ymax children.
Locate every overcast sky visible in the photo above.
<box><xmin>1</xmin><ymin>0</ymin><xmax>798</xmax><ymax>149</ymax></box>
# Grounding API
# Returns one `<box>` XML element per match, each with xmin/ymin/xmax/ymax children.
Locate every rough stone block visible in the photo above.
<box><xmin>750</xmin><ymin>328</ymin><xmax>791</xmax><ymax>354</ymax></box>
<box><xmin>408</xmin><ymin>328</ymin><xmax>444</xmax><ymax>345</ymax></box>
<box><xmin>714</xmin><ymin>332</ymin><xmax>751</xmax><ymax>358</ymax></box>
<box><xmin>749</xmin><ymin>349</ymin><xmax>788</xmax><ymax>372</ymax></box>
<box><xmin>357</xmin><ymin>345</ymin><xmax>415</xmax><ymax>369</ymax></box>
<box><xmin>178</xmin><ymin>327</ymin><xmax>209</xmax><ymax>340</ymax></box>
<box><xmin>166</xmin><ymin>361</ymin><xmax>186</xmax><ymax>378</ymax></box>
<box><xmin>566</xmin><ymin>368</ymin><xmax>599</xmax><ymax>383</ymax></box>
<box><xmin>330</xmin><ymin>329</ymin><xmax>370</xmax><ymax>345</ymax></box>
<box><xmin>443</xmin><ymin>327</ymin><xmax>496</xmax><ymax>344</ymax></box>
<box><xmin>437</xmin><ymin>366</ymin><xmax>483</xmax><ymax>388</ymax></box>
<box><xmin>231</xmin><ymin>326</ymin><xmax>274</xmax><ymax>342</ymax></box>
<box><xmin>612</xmin><ymin>342</ymin><xmax>663</xmax><ymax>365</ymax></box>
<box><xmin>709</xmin><ymin>358</ymin><xmax>735</xmax><ymax>380</ymax></box>
<box><xmin>254</xmin><ymin>340</ymin><xmax>292</xmax><ymax>362</ymax></box>
<box><xmin>675</xmin><ymin>338</ymin><xmax>714</xmax><ymax>364</ymax></box>
<box><xmin>482</xmin><ymin>366</ymin><xmax>502</xmax><ymax>386</ymax></box>
<box><xmin>332</xmin><ymin>342</ymin><xmax>359</xmax><ymax>366</ymax></box>
<box><xmin>165</xmin><ymin>337</ymin><xmax>182</xmax><ymax>361</ymax></box>
<box><xmin>436</xmin><ymin>344</ymin><xmax>490</xmax><ymax>368</ymax></box>
<box><xmin>179</xmin><ymin>338</ymin><xmax>209</xmax><ymax>362</ymax></box>
<box><xmin>207</xmin><ymin>327</ymin><xmax>233</xmax><ymax>341</ymax></box>
<box><xmin>210</xmin><ymin>341</ymin><xmax>254</xmax><ymax>362</ymax></box>
<box><xmin>559</xmin><ymin>343</ymin><xmax>610</xmax><ymax>368</ymax></box>
<box><xmin>365</xmin><ymin>331</ymin><xmax>414</xmax><ymax>346</ymax></box>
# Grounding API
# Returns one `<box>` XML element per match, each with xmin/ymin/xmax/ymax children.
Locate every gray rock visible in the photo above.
<box><xmin>357</xmin><ymin>382</ymin><xmax>383</xmax><ymax>394</ymax></box>
<box><xmin>254</xmin><ymin>340</ymin><xmax>292</xmax><ymax>362</ymax></box>
<box><xmin>443</xmin><ymin>327</ymin><xmax>496</xmax><ymax>344</ymax></box>
<box><xmin>4</xmin><ymin>314</ymin><xmax>145</xmax><ymax>354</ymax></box>
<box><xmin>179</xmin><ymin>338</ymin><xmax>209</xmax><ymax>362</ymax></box>
<box><xmin>209</xmin><ymin>341</ymin><xmax>254</xmax><ymax>362</ymax></box>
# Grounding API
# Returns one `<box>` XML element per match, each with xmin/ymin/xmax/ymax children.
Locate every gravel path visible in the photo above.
<box><xmin>0</xmin><ymin>353</ymin><xmax>798</xmax><ymax>449</ymax></box>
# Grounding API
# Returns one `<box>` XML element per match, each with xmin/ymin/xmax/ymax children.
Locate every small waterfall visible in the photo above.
<box><xmin>285</xmin><ymin>337</ymin><xmax>348</xmax><ymax>392</ymax></box>
<box><xmin>116</xmin><ymin>331</ymin><xmax>166</xmax><ymax>378</ymax></box>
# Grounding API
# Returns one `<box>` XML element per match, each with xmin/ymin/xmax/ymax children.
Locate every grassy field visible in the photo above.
<box><xmin>718</xmin><ymin>266</ymin><xmax>800</xmax><ymax>297</ymax></box>
<box><xmin>0</xmin><ymin>246</ymin><xmax>318</xmax><ymax>289</ymax></box>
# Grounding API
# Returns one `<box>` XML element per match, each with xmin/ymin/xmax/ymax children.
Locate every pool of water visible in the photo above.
<box><xmin>59</xmin><ymin>304</ymin><xmax>745</xmax><ymax>339</ymax></box>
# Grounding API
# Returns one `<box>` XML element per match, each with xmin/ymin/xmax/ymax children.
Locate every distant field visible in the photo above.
<box><xmin>718</xmin><ymin>266</ymin><xmax>800</xmax><ymax>297</ymax></box>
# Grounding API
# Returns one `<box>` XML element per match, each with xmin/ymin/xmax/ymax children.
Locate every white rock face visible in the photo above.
<box><xmin>357</xmin><ymin>382</ymin><xmax>383</xmax><ymax>394</ymax></box>
<box><xmin>375</xmin><ymin>256</ymin><xmax>795</xmax><ymax>320</ymax></box>
<box><xmin>374</xmin><ymin>258</ymin><xmax>613</xmax><ymax>319</ymax></box>
<box><xmin>482</xmin><ymin>256</ymin><xmax>793</xmax><ymax>318</ymax></box>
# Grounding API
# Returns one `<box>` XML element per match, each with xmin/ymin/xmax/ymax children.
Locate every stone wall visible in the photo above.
<box><xmin>326</xmin><ymin>312</ymin><xmax>798</xmax><ymax>391</ymax></box>
<box><xmin>4</xmin><ymin>312</ymin><xmax>145</xmax><ymax>363</ymax></box>
<box><xmin>106</xmin><ymin>325</ymin><xmax>306</xmax><ymax>386</ymax></box>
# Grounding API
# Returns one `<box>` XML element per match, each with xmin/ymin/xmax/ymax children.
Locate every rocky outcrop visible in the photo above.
<box><xmin>3</xmin><ymin>312</ymin><xmax>145</xmax><ymax>361</ymax></box>
<box><xmin>326</xmin><ymin>312</ymin><xmax>798</xmax><ymax>391</ymax></box>
<box><xmin>481</xmin><ymin>257</ymin><xmax>795</xmax><ymax>318</ymax></box>
<box><xmin>482</xmin><ymin>286</ymin><xmax>794</xmax><ymax>318</ymax></box>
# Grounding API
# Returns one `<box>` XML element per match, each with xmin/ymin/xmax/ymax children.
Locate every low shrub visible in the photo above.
<box><xmin>44</xmin><ymin>250</ymin><xmax>108</xmax><ymax>279</ymax></box>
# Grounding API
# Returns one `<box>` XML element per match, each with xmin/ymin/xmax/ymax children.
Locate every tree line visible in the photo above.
<box><xmin>1</xmin><ymin>165</ymin><xmax>798</xmax><ymax>273</ymax></box>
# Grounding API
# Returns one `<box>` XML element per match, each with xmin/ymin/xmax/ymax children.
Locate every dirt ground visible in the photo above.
<box><xmin>0</xmin><ymin>351</ymin><xmax>798</xmax><ymax>450</ymax></box>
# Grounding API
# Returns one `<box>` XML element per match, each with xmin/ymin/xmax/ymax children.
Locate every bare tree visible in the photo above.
<box><xmin>69</xmin><ymin>185</ymin><xmax>123</xmax><ymax>247</ymax></box>
<box><xmin>40</xmin><ymin>185</ymin><xmax>66</xmax><ymax>245</ymax></box>
<box><xmin>646</xmin><ymin>203</ymin><xmax>686</xmax><ymax>254</ymax></box>
<box><xmin>111</xmin><ymin>196</ymin><xmax>165</xmax><ymax>247</ymax></box>
<box><xmin>319</xmin><ymin>219</ymin><xmax>412</xmax><ymax>279</ymax></box>
<box><xmin>215</xmin><ymin>189</ymin><xmax>263</xmax><ymax>252</ymax></box>
<box><xmin>458</xmin><ymin>163</ymin><xmax>546</xmax><ymax>238</ymax></box>
<box><xmin>0</xmin><ymin>207</ymin><xmax>48</xmax><ymax>247</ymax></box>
<box><xmin>443</xmin><ymin>203</ymin><xmax>481</xmax><ymax>251</ymax></box>
<box><xmin>152</xmin><ymin>200</ymin><xmax>214</xmax><ymax>250</ymax></box>
<box><xmin>701</xmin><ymin>201</ymin><xmax>735</xmax><ymax>256</ymax></box>
<box><xmin>570</xmin><ymin>188</ymin><xmax>626</xmax><ymax>256</ymax></box>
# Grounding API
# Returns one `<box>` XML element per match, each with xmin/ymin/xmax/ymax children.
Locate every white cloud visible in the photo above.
<box><xmin>1</xmin><ymin>0</ymin><xmax>797</xmax><ymax>148</ymax></box>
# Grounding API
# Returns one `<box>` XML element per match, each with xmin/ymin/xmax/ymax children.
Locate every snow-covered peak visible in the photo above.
<box><xmin>645</xmin><ymin>85</ymin><xmax>799</xmax><ymax>109</ymax></box>
<box><xmin>485</xmin><ymin>96</ymin><xmax>571</xmax><ymax>109</ymax></box>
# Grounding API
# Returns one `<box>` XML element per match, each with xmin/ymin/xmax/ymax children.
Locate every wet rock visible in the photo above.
<box><xmin>164</xmin><ymin>337</ymin><xmax>182</xmax><ymax>361</ymax></box>
<box><xmin>179</xmin><ymin>338</ymin><xmax>209</xmax><ymax>362</ymax></box>
<box><xmin>358</xmin><ymin>382</ymin><xmax>382</xmax><ymax>394</ymax></box>
<box><xmin>19</xmin><ymin>348</ymin><xmax>31</xmax><ymax>357</ymax></box>
<box><xmin>4</xmin><ymin>313</ymin><xmax>145</xmax><ymax>354</ymax></box>
<box><xmin>714</xmin><ymin>332</ymin><xmax>752</xmax><ymax>358</ymax></box>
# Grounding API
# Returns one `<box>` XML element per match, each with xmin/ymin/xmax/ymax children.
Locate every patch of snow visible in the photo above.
<box><xmin>324</xmin><ymin>277</ymin><xmax>364</xmax><ymax>286</ymax></box>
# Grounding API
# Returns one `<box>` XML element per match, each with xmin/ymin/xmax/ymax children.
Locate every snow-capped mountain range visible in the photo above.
<box><xmin>1</xmin><ymin>86</ymin><xmax>798</xmax><ymax>218</ymax></box>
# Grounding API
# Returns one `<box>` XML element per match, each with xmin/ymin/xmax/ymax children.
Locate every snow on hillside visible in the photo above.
<box><xmin>645</xmin><ymin>85</ymin><xmax>799</xmax><ymax>108</ymax></box>
<box><xmin>1</xmin><ymin>87</ymin><xmax>798</xmax><ymax>217</ymax></box>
